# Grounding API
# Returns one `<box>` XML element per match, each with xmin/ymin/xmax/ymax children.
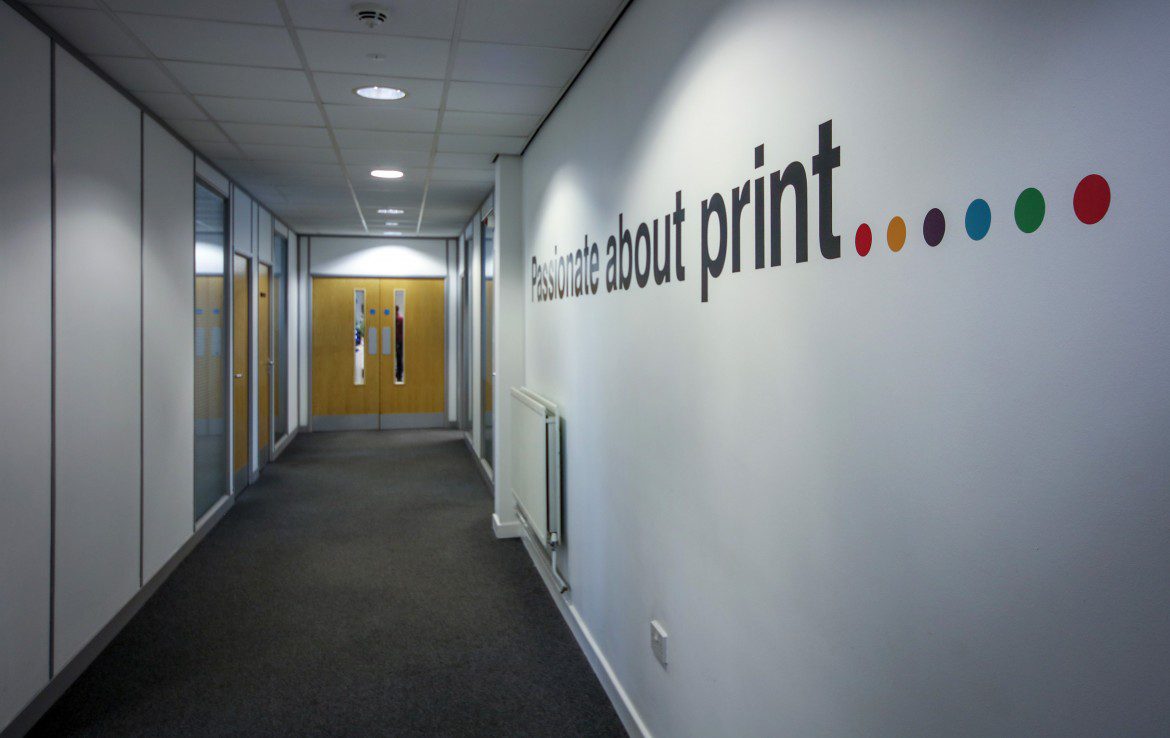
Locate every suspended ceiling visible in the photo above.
<box><xmin>24</xmin><ymin>0</ymin><xmax>628</xmax><ymax>236</ymax></box>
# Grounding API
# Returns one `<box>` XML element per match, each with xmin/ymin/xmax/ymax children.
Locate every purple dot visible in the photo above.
<box><xmin>923</xmin><ymin>208</ymin><xmax>945</xmax><ymax>247</ymax></box>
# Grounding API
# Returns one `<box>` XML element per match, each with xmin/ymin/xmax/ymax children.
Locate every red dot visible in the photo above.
<box><xmin>1074</xmin><ymin>174</ymin><xmax>1110</xmax><ymax>224</ymax></box>
<box><xmin>855</xmin><ymin>223</ymin><xmax>872</xmax><ymax>256</ymax></box>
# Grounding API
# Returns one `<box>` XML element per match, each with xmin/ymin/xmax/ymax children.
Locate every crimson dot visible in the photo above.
<box><xmin>855</xmin><ymin>223</ymin><xmax>872</xmax><ymax>256</ymax></box>
<box><xmin>1074</xmin><ymin>174</ymin><xmax>1110</xmax><ymax>224</ymax></box>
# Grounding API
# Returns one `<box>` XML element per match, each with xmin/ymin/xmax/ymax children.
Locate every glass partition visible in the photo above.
<box><xmin>481</xmin><ymin>212</ymin><xmax>495</xmax><ymax>468</ymax></box>
<box><xmin>195</xmin><ymin>182</ymin><xmax>228</xmax><ymax>520</ymax></box>
<box><xmin>354</xmin><ymin>289</ymin><xmax>367</xmax><ymax>385</ymax></box>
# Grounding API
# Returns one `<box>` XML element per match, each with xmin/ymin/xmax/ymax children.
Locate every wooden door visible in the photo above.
<box><xmin>258</xmin><ymin>263</ymin><xmax>271</xmax><ymax>463</ymax></box>
<box><xmin>232</xmin><ymin>254</ymin><xmax>249</xmax><ymax>488</ymax></box>
<box><xmin>311</xmin><ymin>277</ymin><xmax>381</xmax><ymax>430</ymax></box>
<box><xmin>378</xmin><ymin>278</ymin><xmax>445</xmax><ymax>426</ymax></box>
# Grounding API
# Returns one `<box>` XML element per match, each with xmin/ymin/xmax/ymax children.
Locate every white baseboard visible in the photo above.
<box><xmin>492</xmin><ymin>513</ymin><xmax>521</xmax><ymax>539</ymax></box>
<box><xmin>516</xmin><ymin>526</ymin><xmax>652</xmax><ymax>738</ymax></box>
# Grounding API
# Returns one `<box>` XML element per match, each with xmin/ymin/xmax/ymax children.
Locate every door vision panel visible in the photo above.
<box><xmin>311</xmin><ymin>277</ymin><xmax>445</xmax><ymax>431</ymax></box>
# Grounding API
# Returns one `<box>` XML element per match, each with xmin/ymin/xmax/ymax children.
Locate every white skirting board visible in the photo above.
<box><xmin>491</xmin><ymin>513</ymin><xmax>521</xmax><ymax>539</ymax></box>
<box><xmin>516</xmin><ymin>523</ymin><xmax>653</xmax><ymax>738</ymax></box>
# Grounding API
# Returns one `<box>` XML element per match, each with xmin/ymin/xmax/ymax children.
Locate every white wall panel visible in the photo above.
<box><xmin>298</xmin><ymin>236</ymin><xmax>310</xmax><ymax>427</ymax></box>
<box><xmin>195</xmin><ymin>156</ymin><xmax>228</xmax><ymax>197</ymax></box>
<box><xmin>309</xmin><ymin>236</ymin><xmax>448</xmax><ymax>277</ymax></box>
<box><xmin>287</xmin><ymin>229</ymin><xmax>299</xmax><ymax>431</ymax></box>
<box><xmin>231</xmin><ymin>188</ymin><xmax>252</xmax><ymax>256</ymax></box>
<box><xmin>0</xmin><ymin>6</ymin><xmax>52</xmax><ymax>728</ymax></box>
<box><xmin>142</xmin><ymin>118</ymin><xmax>195</xmax><ymax>581</ymax></box>
<box><xmin>258</xmin><ymin>207</ymin><xmax>273</xmax><ymax>265</ymax></box>
<box><xmin>53</xmin><ymin>48</ymin><xmax>142</xmax><ymax>672</ymax></box>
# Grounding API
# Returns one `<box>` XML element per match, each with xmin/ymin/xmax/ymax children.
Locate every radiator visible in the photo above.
<box><xmin>509</xmin><ymin>386</ymin><xmax>566</xmax><ymax>590</ymax></box>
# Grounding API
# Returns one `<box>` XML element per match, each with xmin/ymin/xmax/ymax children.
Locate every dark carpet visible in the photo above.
<box><xmin>30</xmin><ymin>430</ymin><xmax>625</xmax><ymax>737</ymax></box>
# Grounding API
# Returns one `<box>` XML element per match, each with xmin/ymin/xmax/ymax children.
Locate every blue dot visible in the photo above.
<box><xmin>965</xmin><ymin>198</ymin><xmax>991</xmax><ymax>241</ymax></box>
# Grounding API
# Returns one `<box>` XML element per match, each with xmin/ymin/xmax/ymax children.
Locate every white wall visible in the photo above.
<box><xmin>309</xmin><ymin>236</ymin><xmax>449</xmax><ymax>277</ymax></box>
<box><xmin>285</xmin><ymin>226</ymin><xmax>300</xmax><ymax>436</ymax></box>
<box><xmin>53</xmin><ymin>47</ymin><xmax>142</xmax><ymax>672</ymax></box>
<box><xmin>298</xmin><ymin>235</ymin><xmax>310</xmax><ymax>428</ymax></box>
<box><xmin>142</xmin><ymin>117</ymin><xmax>196</xmax><ymax>581</ymax></box>
<box><xmin>519</xmin><ymin>0</ymin><xmax>1170</xmax><ymax>735</ymax></box>
<box><xmin>0</xmin><ymin>4</ymin><xmax>52</xmax><ymax>727</ymax></box>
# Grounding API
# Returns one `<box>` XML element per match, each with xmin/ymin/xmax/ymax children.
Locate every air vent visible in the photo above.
<box><xmin>352</xmin><ymin>4</ymin><xmax>389</xmax><ymax>29</ymax></box>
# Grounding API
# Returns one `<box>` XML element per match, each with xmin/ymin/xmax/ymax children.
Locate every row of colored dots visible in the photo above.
<box><xmin>854</xmin><ymin>174</ymin><xmax>1111</xmax><ymax>256</ymax></box>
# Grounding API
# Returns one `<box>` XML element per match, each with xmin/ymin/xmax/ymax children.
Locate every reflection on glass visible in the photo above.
<box><xmin>273</xmin><ymin>234</ymin><xmax>288</xmax><ymax>442</ymax></box>
<box><xmin>195</xmin><ymin>183</ymin><xmax>228</xmax><ymax>520</ymax></box>
<box><xmin>354</xmin><ymin>289</ymin><xmax>366</xmax><ymax>385</ymax></box>
<box><xmin>394</xmin><ymin>288</ymin><xmax>406</xmax><ymax>384</ymax></box>
<box><xmin>481</xmin><ymin>212</ymin><xmax>494</xmax><ymax>468</ymax></box>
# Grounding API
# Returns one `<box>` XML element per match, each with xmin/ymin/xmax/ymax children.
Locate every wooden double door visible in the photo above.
<box><xmin>311</xmin><ymin>277</ymin><xmax>445</xmax><ymax>430</ymax></box>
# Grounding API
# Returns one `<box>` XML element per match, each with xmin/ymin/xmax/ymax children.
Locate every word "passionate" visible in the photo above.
<box><xmin>531</xmin><ymin>120</ymin><xmax>842</xmax><ymax>304</ymax></box>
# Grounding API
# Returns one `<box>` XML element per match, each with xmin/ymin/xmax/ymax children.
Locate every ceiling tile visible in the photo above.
<box><xmin>190</xmin><ymin>141</ymin><xmax>242</xmax><ymax>160</ymax></box>
<box><xmin>433</xmin><ymin>152</ymin><xmax>495</xmax><ymax>169</ymax></box>
<box><xmin>312</xmin><ymin>72</ymin><xmax>443</xmax><ymax>108</ymax></box>
<box><xmin>137</xmin><ymin>91</ymin><xmax>207</xmax><ymax>119</ymax></box>
<box><xmin>333</xmin><ymin>129</ymin><xmax>434</xmax><ymax>151</ymax></box>
<box><xmin>461</xmin><ymin>0</ymin><xmax>623</xmax><ymax>49</ymax></box>
<box><xmin>452</xmin><ymin>42</ymin><xmax>584</xmax><ymax>86</ymax></box>
<box><xmin>441</xmin><ymin>110</ymin><xmax>539</xmax><ymax>137</ymax></box>
<box><xmin>240</xmin><ymin>143</ymin><xmax>340</xmax><ymax>163</ymax></box>
<box><xmin>119</xmin><ymin>14</ymin><xmax>300</xmax><ymax>67</ymax></box>
<box><xmin>33</xmin><ymin>7</ymin><xmax>146</xmax><ymax>56</ymax></box>
<box><xmin>437</xmin><ymin>133</ymin><xmax>526</xmax><ymax>155</ymax></box>
<box><xmin>170</xmin><ymin>119</ymin><xmax>229</xmax><ymax>143</ymax></box>
<box><xmin>106</xmin><ymin>0</ymin><xmax>282</xmax><ymax>25</ymax></box>
<box><xmin>428</xmin><ymin>168</ymin><xmax>495</xmax><ymax>183</ymax></box>
<box><xmin>342</xmin><ymin>149</ymin><xmax>432</xmax><ymax>168</ymax></box>
<box><xmin>298</xmin><ymin>30</ymin><xmax>450</xmax><ymax>77</ymax></box>
<box><xmin>91</xmin><ymin>55</ymin><xmax>180</xmax><ymax>93</ymax></box>
<box><xmin>285</xmin><ymin>0</ymin><xmax>458</xmax><ymax>39</ymax></box>
<box><xmin>166</xmin><ymin>61</ymin><xmax>314</xmax><ymax>101</ymax></box>
<box><xmin>324</xmin><ymin>104</ymin><xmax>438</xmax><ymax>133</ymax></box>
<box><xmin>197</xmin><ymin>96</ymin><xmax>324</xmax><ymax>126</ymax></box>
<box><xmin>445</xmin><ymin>80</ymin><xmax>560</xmax><ymax>115</ymax></box>
<box><xmin>219</xmin><ymin>122</ymin><xmax>333</xmax><ymax>147</ymax></box>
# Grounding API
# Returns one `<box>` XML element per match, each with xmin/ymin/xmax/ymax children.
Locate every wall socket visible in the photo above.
<box><xmin>650</xmin><ymin>619</ymin><xmax>668</xmax><ymax>668</ymax></box>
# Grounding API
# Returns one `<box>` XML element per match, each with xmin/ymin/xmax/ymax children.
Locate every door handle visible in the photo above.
<box><xmin>234</xmin><ymin>373</ymin><xmax>244</xmax><ymax>379</ymax></box>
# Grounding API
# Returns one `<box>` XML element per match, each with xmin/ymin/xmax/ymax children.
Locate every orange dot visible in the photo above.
<box><xmin>887</xmin><ymin>216</ymin><xmax>906</xmax><ymax>252</ymax></box>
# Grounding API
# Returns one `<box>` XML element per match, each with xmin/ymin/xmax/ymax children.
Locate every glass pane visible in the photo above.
<box><xmin>195</xmin><ymin>183</ymin><xmax>228</xmax><ymax>520</ymax></box>
<box><xmin>394</xmin><ymin>288</ymin><xmax>406</xmax><ymax>384</ymax></box>
<box><xmin>354</xmin><ymin>289</ymin><xmax>366</xmax><ymax>385</ymax></box>
<box><xmin>481</xmin><ymin>213</ymin><xmax>494</xmax><ymax>468</ymax></box>
<box><xmin>273</xmin><ymin>235</ymin><xmax>288</xmax><ymax>441</ymax></box>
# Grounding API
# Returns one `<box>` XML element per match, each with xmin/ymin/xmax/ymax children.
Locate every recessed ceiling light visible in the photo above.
<box><xmin>378</xmin><ymin>208</ymin><xmax>404</xmax><ymax>215</ymax></box>
<box><xmin>370</xmin><ymin>169</ymin><xmax>403</xmax><ymax>179</ymax></box>
<box><xmin>354</xmin><ymin>85</ymin><xmax>407</xmax><ymax>101</ymax></box>
<box><xmin>383</xmin><ymin>231</ymin><xmax>402</xmax><ymax>235</ymax></box>
<box><xmin>384</xmin><ymin>221</ymin><xmax>399</xmax><ymax>226</ymax></box>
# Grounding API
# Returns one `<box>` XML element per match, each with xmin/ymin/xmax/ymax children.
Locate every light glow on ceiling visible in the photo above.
<box><xmin>370</xmin><ymin>169</ymin><xmax>404</xmax><ymax>179</ymax></box>
<box><xmin>378</xmin><ymin>208</ymin><xmax>404</xmax><ymax>215</ymax></box>
<box><xmin>354</xmin><ymin>85</ymin><xmax>407</xmax><ymax>101</ymax></box>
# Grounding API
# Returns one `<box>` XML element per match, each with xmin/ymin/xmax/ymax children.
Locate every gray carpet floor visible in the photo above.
<box><xmin>30</xmin><ymin>430</ymin><xmax>626</xmax><ymax>737</ymax></box>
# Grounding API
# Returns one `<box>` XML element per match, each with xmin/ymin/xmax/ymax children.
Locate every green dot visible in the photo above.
<box><xmin>1014</xmin><ymin>187</ymin><xmax>1045</xmax><ymax>233</ymax></box>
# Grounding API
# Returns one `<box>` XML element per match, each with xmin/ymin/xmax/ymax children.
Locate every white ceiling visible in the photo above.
<box><xmin>26</xmin><ymin>0</ymin><xmax>628</xmax><ymax>235</ymax></box>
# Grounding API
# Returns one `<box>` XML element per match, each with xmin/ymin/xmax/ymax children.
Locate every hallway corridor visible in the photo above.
<box><xmin>30</xmin><ymin>431</ymin><xmax>624</xmax><ymax>737</ymax></box>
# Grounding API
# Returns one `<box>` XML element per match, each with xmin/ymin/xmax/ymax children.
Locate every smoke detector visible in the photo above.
<box><xmin>352</xmin><ymin>3</ymin><xmax>389</xmax><ymax>29</ymax></box>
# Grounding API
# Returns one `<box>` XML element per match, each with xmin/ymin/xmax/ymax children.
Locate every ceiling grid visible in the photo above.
<box><xmin>24</xmin><ymin>0</ymin><xmax>630</xmax><ymax>235</ymax></box>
